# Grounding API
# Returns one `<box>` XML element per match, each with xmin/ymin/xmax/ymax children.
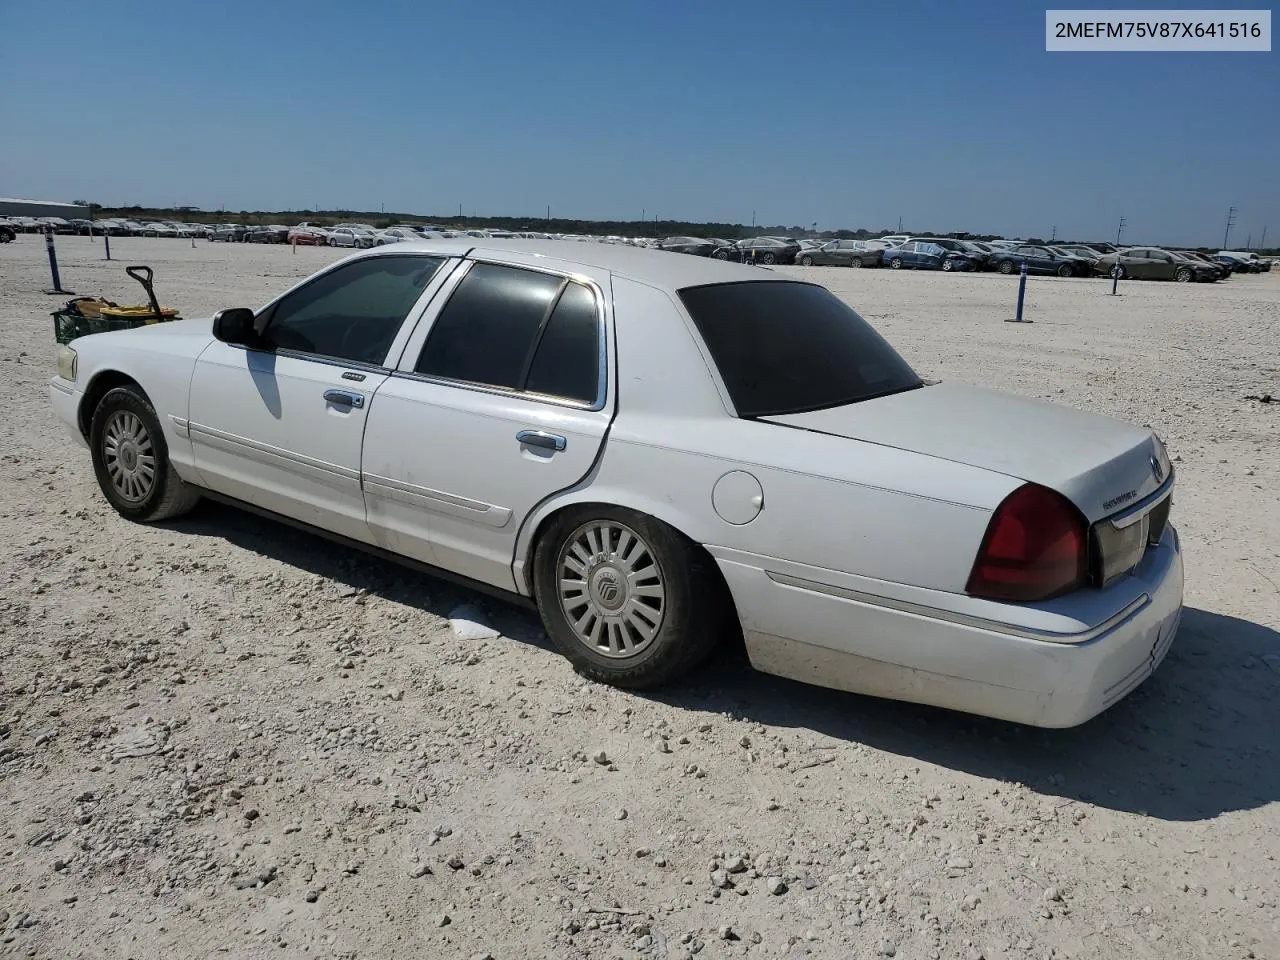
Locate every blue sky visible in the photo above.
<box><xmin>1</xmin><ymin>0</ymin><xmax>1275</xmax><ymax>244</ymax></box>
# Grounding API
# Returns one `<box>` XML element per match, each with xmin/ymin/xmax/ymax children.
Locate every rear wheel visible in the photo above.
<box><xmin>942</xmin><ymin>258</ymin><xmax>956</xmax><ymax>272</ymax></box>
<box><xmin>1175</xmin><ymin>267</ymin><xmax>1193</xmax><ymax>283</ymax></box>
<box><xmin>532</xmin><ymin>506</ymin><xmax>726</xmax><ymax>688</ymax></box>
<box><xmin>1111</xmin><ymin>264</ymin><xmax>1126</xmax><ymax>280</ymax></box>
<box><xmin>1056</xmin><ymin>263</ymin><xmax>1073</xmax><ymax>278</ymax></box>
<box><xmin>760</xmin><ymin>252</ymin><xmax>777</xmax><ymax>265</ymax></box>
<box><xmin>998</xmin><ymin>260</ymin><xmax>1015</xmax><ymax>275</ymax></box>
<box><xmin>89</xmin><ymin>386</ymin><xmax>200</xmax><ymax>523</ymax></box>
<box><xmin>888</xmin><ymin>257</ymin><xmax>902</xmax><ymax>269</ymax></box>
<box><xmin>848</xmin><ymin>257</ymin><xmax>862</xmax><ymax>268</ymax></box>
<box><xmin>799</xmin><ymin>255</ymin><xmax>813</xmax><ymax>266</ymax></box>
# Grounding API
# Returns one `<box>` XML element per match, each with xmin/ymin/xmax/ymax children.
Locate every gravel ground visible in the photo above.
<box><xmin>1</xmin><ymin>236</ymin><xmax>1277</xmax><ymax>960</ymax></box>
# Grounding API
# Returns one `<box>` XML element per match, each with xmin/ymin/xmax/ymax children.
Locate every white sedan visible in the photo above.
<box><xmin>48</xmin><ymin>241</ymin><xmax>1183</xmax><ymax>727</ymax></box>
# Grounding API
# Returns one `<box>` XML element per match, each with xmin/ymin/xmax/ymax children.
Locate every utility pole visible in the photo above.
<box><xmin>546</xmin><ymin>204</ymin><xmax>550</xmax><ymax>222</ymax></box>
<box><xmin>897</xmin><ymin>216</ymin><xmax>903</xmax><ymax>233</ymax></box>
<box><xmin>751</xmin><ymin>210</ymin><xmax>755</xmax><ymax>229</ymax></box>
<box><xmin>1223</xmin><ymin>205</ymin><xmax>1237</xmax><ymax>249</ymax></box>
<box><xmin>1116</xmin><ymin>216</ymin><xmax>1126</xmax><ymax>246</ymax></box>
<box><xmin>1246</xmin><ymin>232</ymin><xmax>1252</xmax><ymax>250</ymax></box>
<box><xmin>1051</xmin><ymin>224</ymin><xmax>1057</xmax><ymax>242</ymax></box>
<box><xmin>1261</xmin><ymin>225</ymin><xmax>1268</xmax><ymax>250</ymax></box>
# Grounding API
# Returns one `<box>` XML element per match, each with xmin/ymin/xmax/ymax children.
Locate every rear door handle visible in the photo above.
<box><xmin>324</xmin><ymin>389</ymin><xmax>365</xmax><ymax>409</ymax></box>
<box><xmin>516</xmin><ymin>430</ymin><xmax>566</xmax><ymax>451</ymax></box>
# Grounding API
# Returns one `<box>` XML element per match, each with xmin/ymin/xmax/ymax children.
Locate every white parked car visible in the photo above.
<box><xmin>374</xmin><ymin>227</ymin><xmax>422</xmax><ymax>245</ymax></box>
<box><xmin>328</xmin><ymin>227</ymin><xmax>376</xmax><ymax>248</ymax></box>
<box><xmin>48</xmin><ymin>241</ymin><xmax>1183</xmax><ymax>728</ymax></box>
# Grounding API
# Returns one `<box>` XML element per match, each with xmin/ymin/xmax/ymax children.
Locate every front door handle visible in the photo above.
<box><xmin>516</xmin><ymin>430</ymin><xmax>566</xmax><ymax>451</ymax></box>
<box><xmin>324</xmin><ymin>389</ymin><xmax>365</xmax><ymax>409</ymax></box>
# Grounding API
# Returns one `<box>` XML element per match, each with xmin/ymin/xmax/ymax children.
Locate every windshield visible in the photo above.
<box><xmin>677</xmin><ymin>281</ymin><xmax>923</xmax><ymax>417</ymax></box>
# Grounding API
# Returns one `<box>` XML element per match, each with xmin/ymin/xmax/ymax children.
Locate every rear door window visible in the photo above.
<box><xmin>415</xmin><ymin>263</ymin><xmax>601</xmax><ymax>405</ymax></box>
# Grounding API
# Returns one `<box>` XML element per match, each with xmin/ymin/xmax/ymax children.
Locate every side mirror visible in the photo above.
<box><xmin>212</xmin><ymin>307</ymin><xmax>261</xmax><ymax>347</ymax></box>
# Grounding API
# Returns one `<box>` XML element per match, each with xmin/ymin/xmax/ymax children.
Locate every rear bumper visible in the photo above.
<box><xmin>714</xmin><ymin>526</ymin><xmax>1183</xmax><ymax>728</ymax></box>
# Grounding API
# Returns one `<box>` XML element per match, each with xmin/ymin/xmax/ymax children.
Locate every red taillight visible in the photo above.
<box><xmin>966</xmin><ymin>484</ymin><xmax>1087</xmax><ymax>602</ymax></box>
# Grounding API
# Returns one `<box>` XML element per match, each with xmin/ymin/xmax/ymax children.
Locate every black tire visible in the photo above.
<box><xmin>942</xmin><ymin>258</ymin><xmax>955</xmax><ymax>272</ymax></box>
<box><xmin>532</xmin><ymin>505</ymin><xmax>727</xmax><ymax>689</ymax></box>
<box><xmin>998</xmin><ymin>260</ymin><xmax>1016</xmax><ymax>275</ymax></box>
<box><xmin>888</xmin><ymin>257</ymin><xmax>902</xmax><ymax>269</ymax></box>
<box><xmin>1057</xmin><ymin>263</ymin><xmax>1073</xmax><ymax>278</ymax></box>
<box><xmin>0</xmin><ymin>227</ymin><xmax>14</xmax><ymax>243</ymax></box>
<box><xmin>799</xmin><ymin>255</ymin><xmax>813</xmax><ymax>266</ymax></box>
<box><xmin>1175</xmin><ymin>267</ymin><xmax>1193</xmax><ymax>283</ymax></box>
<box><xmin>1111</xmin><ymin>264</ymin><xmax>1126</xmax><ymax>280</ymax></box>
<box><xmin>89</xmin><ymin>385</ymin><xmax>200</xmax><ymax>523</ymax></box>
<box><xmin>849</xmin><ymin>257</ymin><xmax>862</xmax><ymax>268</ymax></box>
<box><xmin>760</xmin><ymin>252</ymin><xmax>777</xmax><ymax>265</ymax></box>
<box><xmin>712</xmin><ymin>248</ymin><xmax>729</xmax><ymax>260</ymax></box>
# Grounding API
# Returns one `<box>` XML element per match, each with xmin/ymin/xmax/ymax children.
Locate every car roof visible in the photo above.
<box><xmin>359</xmin><ymin>238</ymin><xmax>776</xmax><ymax>289</ymax></box>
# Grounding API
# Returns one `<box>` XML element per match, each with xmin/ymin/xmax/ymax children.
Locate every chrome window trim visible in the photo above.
<box><xmin>395</xmin><ymin>257</ymin><xmax>611</xmax><ymax>413</ymax></box>
<box><xmin>766</xmin><ymin>570</ymin><xmax>1150</xmax><ymax>646</ymax></box>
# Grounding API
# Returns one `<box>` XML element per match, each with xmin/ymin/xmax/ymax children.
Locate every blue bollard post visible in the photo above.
<box><xmin>1109</xmin><ymin>262</ymin><xmax>1121</xmax><ymax>296</ymax></box>
<box><xmin>104</xmin><ymin>226</ymin><xmax>112</xmax><ymax>261</ymax></box>
<box><xmin>42</xmin><ymin>228</ymin><xmax>74</xmax><ymax>295</ymax></box>
<box><xmin>1005</xmin><ymin>261</ymin><xmax>1031</xmax><ymax>323</ymax></box>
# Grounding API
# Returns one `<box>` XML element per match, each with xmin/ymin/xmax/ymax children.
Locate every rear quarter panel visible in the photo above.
<box><xmin>514</xmin><ymin>276</ymin><xmax>1019</xmax><ymax>595</ymax></box>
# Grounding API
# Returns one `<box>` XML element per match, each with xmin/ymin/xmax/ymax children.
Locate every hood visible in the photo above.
<box><xmin>764</xmin><ymin>383</ymin><xmax>1168</xmax><ymax>522</ymax></box>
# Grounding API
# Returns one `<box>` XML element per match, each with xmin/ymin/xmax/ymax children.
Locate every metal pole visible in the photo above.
<box><xmin>1110</xmin><ymin>260</ymin><xmax>1121</xmax><ymax>296</ymax></box>
<box><xmin>42</xmin><ymin>228</ymin><xmax>74</xmax><ymax>295</ymax></box>
<box><xmin>1006</xmin><ymin>261</ymin><xmax>1031</xmax><ymax>322</ymax></box>
<box><xmin>1223</xmin><ymin>206</ymin><xmax>1236</xmax><ymax>249</ymax></box>
<box><xmin>104</xmin><ymin>227</ymin><xmax>112</xmax><ymax>261</ymax></box>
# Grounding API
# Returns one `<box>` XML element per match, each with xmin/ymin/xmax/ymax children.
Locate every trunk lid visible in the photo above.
<box><xmin>764</xmin><ymin>383</ymin><xmax>1168</xmax><ymax>522</ymax></box>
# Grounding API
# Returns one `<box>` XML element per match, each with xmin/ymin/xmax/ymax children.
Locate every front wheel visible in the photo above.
<box><xmin>532</xmin><ymin>507</ymin><xmax>725</xmax><ymax>688</ymax></box>
<box><xmin>1175</xmin><ymin>267</ymin><xmax>1193</xmax><ymax>283</ymax></box>
<box><xmin>1111</xmin><ymin>264</ymin><xmax>1126</xmax><ymax>280</ymax></box>
<box><xmin>799</xmin><ymin>255</ymin><xmax>813</xmax><ymax>266</ymax></box>
<box><xmin>89</xmin><ymin>386</ymin><xmax>200</xmax><ymax>523</ymax></box>
<box><xmin>760</xmin><ymin>252</ymin><xmax>777</xmax><ymax>265</ymax></box>
<box><xmin>888</xmin><ymin>257</ymin><xmax>902</xmax><ymax>269</ymax></box>
<box><xmin>942</xmin><ymin>258</ymin><xmax>955</xmax><ymax>272</ymax></box>
<box><xmin>848</xmin><ymin>257</ymin><xmax>862</xmax><ymax>268</ymax></box>
<box><xmin>1057</xmin><ymin>263</ymin><xmax>1074</xmax><ymax>278</ymax></box>
<box><xmin>998</xmin><ymin>260</ymin><xmax>1016</xmax><ymax>275</ymax></box>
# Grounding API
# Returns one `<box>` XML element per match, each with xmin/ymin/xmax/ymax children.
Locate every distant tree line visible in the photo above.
<box><xmin>86</xmin><ymin>204</ymin><xmax>1278</xmax><ymax>255</ymax></box>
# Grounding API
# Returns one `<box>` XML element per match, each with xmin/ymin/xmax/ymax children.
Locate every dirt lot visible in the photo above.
<box><xmin>1</xmin><ymin>236</ymin><xmax>1277</xmax><ymax>960</ymax></box>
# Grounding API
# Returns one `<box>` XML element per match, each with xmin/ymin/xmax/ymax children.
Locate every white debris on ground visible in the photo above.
<box><xmin>0</xmin><ymin>238</ymin><xmax>1277</xmax><ymax>960</ymax></box>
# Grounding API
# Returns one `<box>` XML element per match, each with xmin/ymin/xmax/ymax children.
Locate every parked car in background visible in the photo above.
<box><xmin>707</xmin><ymin>239</ymin><xmax>743</xmax><ymax>261</ymax></box>
<box><xmin>287</xmin><ymin>226</ymin><xmax>329</xmax><ymax>246</ymax></box>
<box><xmin>1077</xmin><ymin>242</ymin><xmax>1118</xmax><ymax>255</ymax></box>
<box><xmin>658</xmin><ymin>236</ymin><xmax>717</xmax><ymax>257</ymax></box>
<box><xmin>375</xmin><ymin>227</ymin><xmax>423</xmax><ymax>245</ymax></box>
<box><xmin>49</xmin><ymin>238</ymin><xmax>1183</xmax><ymax>728</ymax></box>
<box><xmin>987</xmin><ymin>244</ymin><xmax>1081</xmax><ymax>277</ymax></box>
<box><xmin>0</xmin><ymin>220</ymin><xmax>16</xmax><ymax>243</ymax></box>
<box><xmin>1044</xmin><ymin>246</ymin><xmax>1100</xmax><ymax>276</ymax></box>
<box><xmin>1174</xmin><ymin>251</ymin><xmax>1232</xmax><ymax>279</ymax></box>
<box><xmin>1095</xmin><ymin>248</ymin><xmax>1218</xmax><ymax>282</ymax></box>
<box><xmin>243</xmin><ymin>225</ymin><xmax>289</xmax><ymax>243</ymax></box>
<box><xmin>877</xmin><ymin>235</ymin><xmax>910</xmax><ymax>246</ymax></box>
<box><xmin>328</xmin><ymin>227</ymin><xmax>377</xmax><ymax>249</ymax></box>
<box><xmin>906</xmin><ymin>238</ymin><xmax>985</xmax><ymax>271</ymax></box>
<box><xmin>736</xmin><ymin>236</ymin><xmax>801</xmax><ymax>264</ymax></box>
<box><xmin>1218</xmin><ymin>251</ymin><xmax>1269</xmax><ymax>273</ymax></box>
<box><xmin>883</xmin><ymin>240</ymin><xmax>972</xmax><ymax>271</ymax></box>
<box><xmin>798</xmin><ymin>239</ymin><xmax>885</xmax><ymax>268</ymax></box>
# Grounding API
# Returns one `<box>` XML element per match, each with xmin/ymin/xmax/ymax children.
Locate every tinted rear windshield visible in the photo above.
<box><xmin>677</xmin><ymin>281</ymin><xmax>922</xmax><ymax>417</ymax></box>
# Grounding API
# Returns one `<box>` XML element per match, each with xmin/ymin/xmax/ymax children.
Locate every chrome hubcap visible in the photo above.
<box><xmin>558</xmin><ymin>521</ymin><xmax>665</xmax><ymax>658</ymax></box>
<box><xmin>102</xmin><ymin>411</ymin><xmax>156</xmax><ymax>502</ymax></box>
